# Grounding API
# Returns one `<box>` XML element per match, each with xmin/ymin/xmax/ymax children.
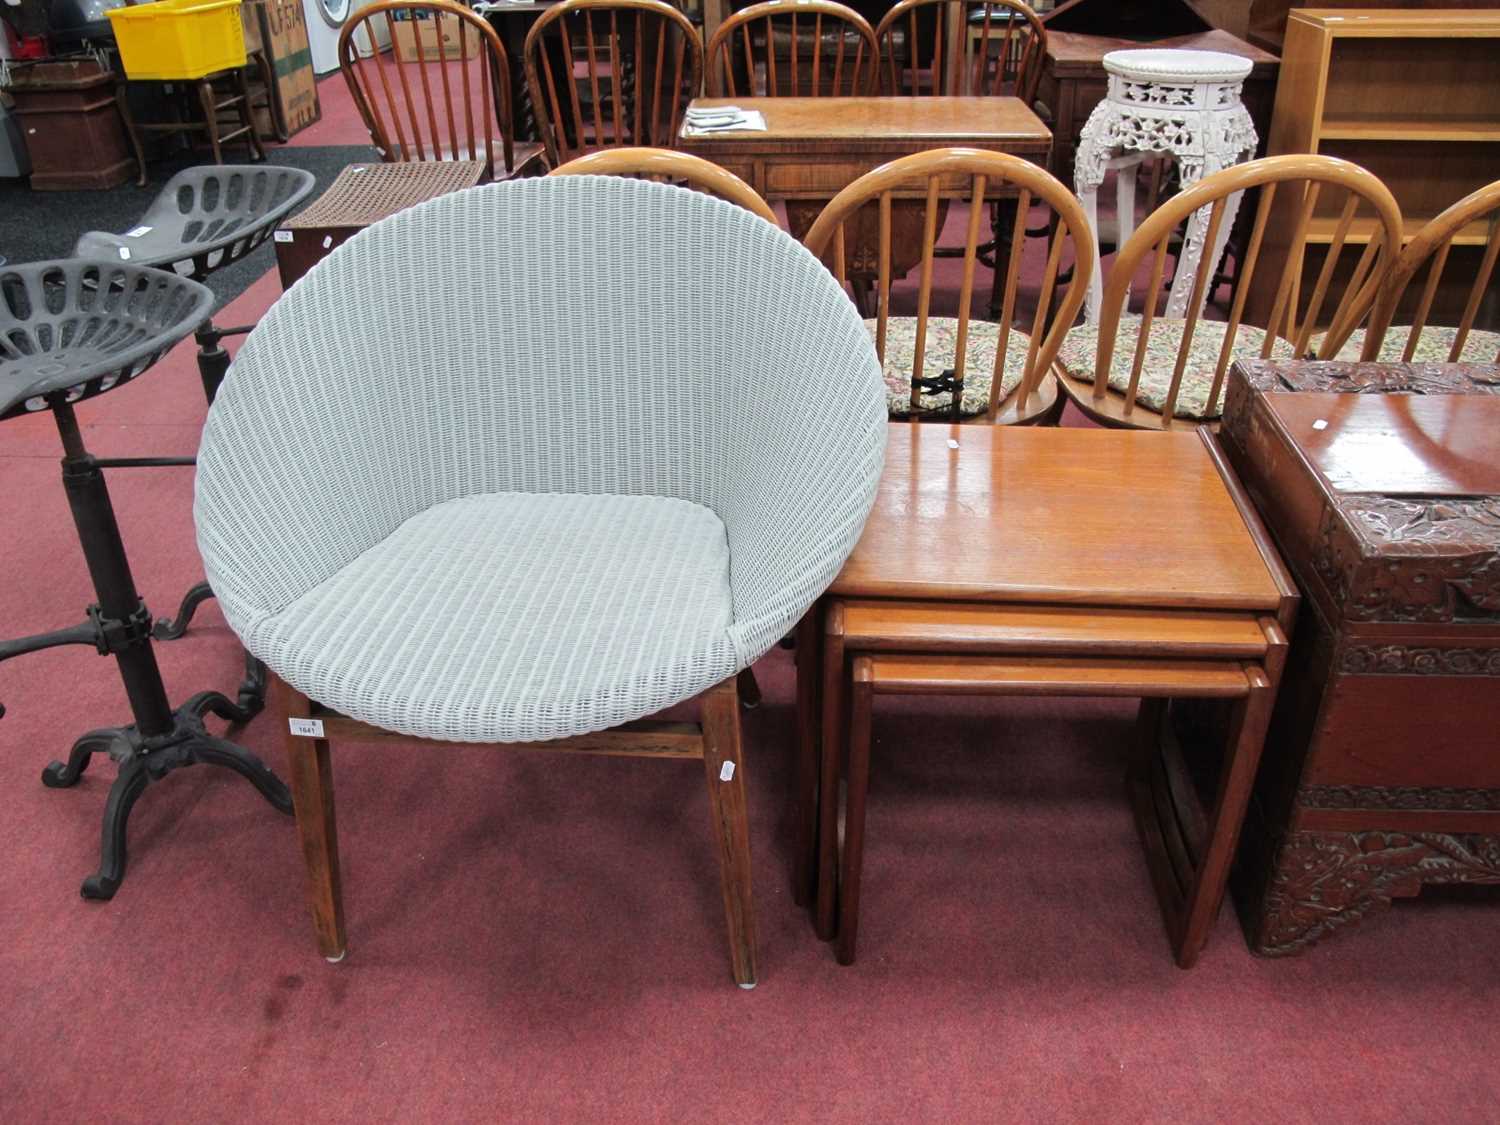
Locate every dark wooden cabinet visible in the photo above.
<box><xmin>1034</xmin><ymin>0</ymin><xmax>1278</xmax><ymax>185</ymax></box>
<box><xmin>1219</xmin><ymin>359</ymin><xmax>1500</xmax><ymax>956</ymax></box>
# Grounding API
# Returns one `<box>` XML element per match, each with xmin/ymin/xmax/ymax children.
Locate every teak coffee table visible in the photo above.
<box><xmin>796</xmin><ymin>423</ymin><xmax>1298</xmax><ymax>968</ymax></box>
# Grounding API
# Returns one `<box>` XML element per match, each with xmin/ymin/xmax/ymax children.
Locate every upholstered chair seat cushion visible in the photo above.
<box><xmin>244</xmin><ymin>492</ymin><xmax>738</xmax><ymax>742</ymax></box>
<box><xmin>1058</xmin><ymin>314</ymin><xmax>1296</xmax><ymax>419</ymax></box>
<box><xmin>1313</xmin><ymin>324</ymin><xmax>1500</xmax><ymax>365</ymax></box>
<box><xmin>868</xmin><ymin>316</ymin><xmax>1031</xmax><ymax>416</ymax></box>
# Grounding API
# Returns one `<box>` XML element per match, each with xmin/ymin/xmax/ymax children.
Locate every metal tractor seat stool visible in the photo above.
<box><xmin>0</xmin><ymin>259</ymin><xmax>294</xmax><ymax>899</ymax></box>
<box><xmin>71</xmin><ymin>164</ymin><xmax>317</xmax><ymax>643</ymax></box>
<box><xmin>194</xmin><ymin>175</ymin><xmax>889</xmax><ymax>986</ymax></box>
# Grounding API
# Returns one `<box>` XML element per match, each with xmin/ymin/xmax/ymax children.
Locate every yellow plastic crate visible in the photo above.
<box><xmin>107</xmin><ymin>0</ymin><xmax>247</xmax><ymax>81</ymax></box>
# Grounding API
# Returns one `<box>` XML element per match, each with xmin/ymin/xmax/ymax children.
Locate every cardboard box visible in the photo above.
<box><xmin>251</xmin><ymin>0</ymin><xmax>322</xmax><ymax>137</ymax></box>
<box><xmin>391</xmin><ymin>16</ymin><xmax>480</xmax><ymax>62</ymax></box>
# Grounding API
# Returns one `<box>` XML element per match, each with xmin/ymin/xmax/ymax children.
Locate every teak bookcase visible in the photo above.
<box><xmin>1247</xmin><ymin>8</ymin><xmax>1500</xmax><ymax>330</ymax></box>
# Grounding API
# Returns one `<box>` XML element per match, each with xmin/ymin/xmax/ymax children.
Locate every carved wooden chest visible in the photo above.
<box><xmin>1219</xmin><ymin>359</ymin><xmax>1500</xmax><ymax>955</ymax></box>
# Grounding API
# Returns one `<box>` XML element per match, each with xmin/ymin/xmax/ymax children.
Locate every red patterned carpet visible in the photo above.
<box><xmin>2</xmin><ymin>72</ymin><xmax>1498</xmax><ymax>1124</ymax></box>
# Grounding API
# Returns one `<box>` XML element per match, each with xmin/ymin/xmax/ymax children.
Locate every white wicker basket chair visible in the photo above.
<box><xmin>194</xmin><ymin>175</ymin><xmax>888</xmax><ymax>988</ymax></box>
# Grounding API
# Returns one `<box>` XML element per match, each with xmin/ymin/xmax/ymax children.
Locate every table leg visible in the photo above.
<box><xmin>792</xmin><ymin>607</ymin><xmax>822</xmax><ymax>907</ymax></box>
<box><xmin>835</xmin><ymin>656</ymin><xmax>874</xmax><ymax>965</ymax></box>
<box><xmin>813</xmin><ymin>601</ymin><xmax>845</xmax><ymax>941</ymax></box>
<box><xmin>1174</xmin><ymin>664</ymin><xmax>1274</xmax><ymax>967</ymax></box>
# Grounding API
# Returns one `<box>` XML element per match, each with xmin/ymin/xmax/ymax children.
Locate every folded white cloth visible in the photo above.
<box><xmin>683</xmin><ymin>109</ymin><xmax>768</xmax><ymax>135</ymax></box>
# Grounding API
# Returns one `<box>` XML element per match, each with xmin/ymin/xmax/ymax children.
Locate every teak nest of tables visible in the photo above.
<box><xmin>798</xmin><ymin>422</ymin><xmax>1297</xmax><ymax>969</ymax></box>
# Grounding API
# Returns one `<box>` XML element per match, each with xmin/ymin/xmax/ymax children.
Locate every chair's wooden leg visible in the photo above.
<box><xmin>236</xmin><ymin>65</ymin><xmax>267</xmax><ymax>161</ymax></box>
<box><xmin>113</xmin><ymin>78</ymin><xmax>148</xmax><ymax>187</ymax></box>
<box><xmin>791</xmin><ymin>608</ymin><xmax>822</xmax><ymax>908</ymax></box>
<box><xmin>702</xmin><ymin>677</ymin><xmax>758</xmax><ymax>989</ymax></box>
<box><xmin>197</xmin><ymin>78</ymin><xmax>224</xmax><ymax>165</ymax></box>
<box><xmin>814</xmin><ymin>601</ymin><xmax>846</xmax><ymax>941</ymax></box>
<box><xmin>282</xmin><ymin>682</ymin><xmax>347</xmax><ymax>963</ymax></box>
<box><xmin>1175</xmin><ymin>666</ymin><xmax>1274</xmax><ymax>968</ymax></box>
<box><xmin>736</xmin><ymin>666</ymin><xmax>762</xmax><ymax>709</ymax></box>
<box><xmin>835</xmin><ymin>657</ymin><xmax>874</xmax><ymax>966</ymax></box>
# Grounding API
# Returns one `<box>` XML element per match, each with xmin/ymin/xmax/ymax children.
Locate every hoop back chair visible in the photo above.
<box><xmin>193</xmin><ymin>176</ymin><xmax>887</xmax><ymax>988</ymax></box>
<box><xmin>874</xmin><ymin>0</ymin><xmax>1045</xmax><ymax>100</ymax></box>
<box><xmin>706</xmin><ymin>1</ymin><xmax>877</xmax><ymax>98</ymax></box>
<box><xmin>338</xmin><ymin>0</ymin><xmax>544</xmax><ymax>179</ymax></box>
<box><xmin>525</xmin><ymin>0</ymin><xmax>704</xmax><ymax>165</ymax></box>
<box><xmin>1328</xmin><ymin>178</ymin><xmax>1500</xmax><ymax>365</ymax></box>
<box><xmin>1055</xmin><ymin>154</ymin><xmax>1404</xmax><ymax>430</ymax></box>
<box><xmin>804</xmin><ymin>148</ymin><xmax>1094</xmax><ymax>425</ymax></box>
<box><xmin>549</xmin><ymin>146</ymin><xmax>779</xmax><ymax>223</ymax></box>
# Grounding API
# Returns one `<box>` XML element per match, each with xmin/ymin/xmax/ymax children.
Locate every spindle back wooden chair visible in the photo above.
<box><xmin>338</xmin><ymin>1</ymin><xmax>543</xmax><ymax>179</ymax></box>
<box><xmin>1055</xmin><ymin>154</ymin><xmax>1404</xmax><ymax>431</ymax></box>
<box><xmin>1328</xmin><ymin>179</ymin><xmax>1500</xmax><ymax>365</ymax></box>
<box><xmin>873</xmin><ymin>0</ymin><xmax>1046</xmax><ymax>101</ymax></box>
<box><xmin>549</xmin><ymin>147</ymin><xmax>780</xmax><ymax>224</ymax></box>
<box><xmin>705</xmin><ymin>1</ymin><xmax>877</xmax><ymax>98</ymax></box>
<box><xmin>524</xmin><ymin>0</ymin><xmax>704</xmax><ymax>166</ymax></box>
<box><xmin>804</xmin><ymin>148</ymin><xmax>1094</xmax><ymax>426</ymax></box>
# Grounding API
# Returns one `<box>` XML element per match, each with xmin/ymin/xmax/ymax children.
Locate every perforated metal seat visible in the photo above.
<box><xmin>0</xmin><ymin>259</ymin><xmax>214</xmax><ymax>421</ymax></box>
<box><xmin>72</xmin><ymin>165</ymin><xmax>316</xmax><ymax>281</ymax></box>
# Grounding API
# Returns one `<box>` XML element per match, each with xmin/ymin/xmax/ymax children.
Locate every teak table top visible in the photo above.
<box><xmin>832</xmin><ymin>423</ymin><xmax>1288</xmax><ymax>613</ymax></box>
<box><xmin>678</xmin><ymin>96</ymin><xmax>1052</xmax><ymax>154</ymax></box>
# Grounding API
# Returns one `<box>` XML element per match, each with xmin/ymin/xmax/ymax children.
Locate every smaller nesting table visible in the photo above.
<box><xmin>274</xmin><ymin>161</ymin><xmax>487</xmax><ymax>288</ymax></box>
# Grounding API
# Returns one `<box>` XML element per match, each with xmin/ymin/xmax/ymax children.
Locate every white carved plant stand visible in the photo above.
<box><xmin>1074</xmin><ymin>49</ymin><xmax>1257</xmax><ymax>324</ymax></box>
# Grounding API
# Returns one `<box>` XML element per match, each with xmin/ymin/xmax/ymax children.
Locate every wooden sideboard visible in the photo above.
<box><xmin>1219</xmin><ymin>358</ymin><xmax>1500</xmax><ymax>955</ymax></box>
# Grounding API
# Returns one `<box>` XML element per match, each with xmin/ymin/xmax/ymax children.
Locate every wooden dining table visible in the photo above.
<box><xmin>795</xmin><ymin>422</ymin><xmax>1299</xmax><ymax>968</ymax></box>
<box><xmin>677</xmin><ymin>95</ymin><xmax>1053</xmax><ymax>200</ymax></box>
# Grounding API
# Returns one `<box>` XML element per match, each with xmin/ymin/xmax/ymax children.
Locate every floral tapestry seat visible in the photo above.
<box><xmin>866</xmin><ymin>316</ymin><xmax>1034</xmax><ymax>417</ymax></box>
<box><xmin>1057</xmin><ymin>315</ymin><xmax>1297</xmax><ymax>420</ymax></box>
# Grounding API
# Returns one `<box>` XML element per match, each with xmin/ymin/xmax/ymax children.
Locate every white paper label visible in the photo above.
<box><xmin>1312</xmin><ymin>419</ymin><xmax>1328</xmax><ymax>431</ymax></box>
<box><xmin>947</xmin><ymin>438</ymin><xmax>959</xmax><ymax>449</ymax></box>
<box><xmin>719</xmin><ymin>761</ymin><xmax>735</xmax><ymax>782</ymax></box>
<box><xmin>273</xmin><ymin>229</ymin><xmax>293</xmax><ymax>243</ymax></box>
<box><xmin>126</xmin><ymin>225</ymin><xmax>152</xmax><ymax>237</ymax></box>
<box><xmin>322</xmin><ymin>235</ymin><xmax>333</xmax><ymax>249</ymax></box>
<box><xmin>117</xmin><ymin>247</ymin><xmax>131</xmax><ymax>260</ymax></box>
<box><xmin>288</xmin><ymin>717</ymin><xmax>325</xmax><ymax>738</ymax></box>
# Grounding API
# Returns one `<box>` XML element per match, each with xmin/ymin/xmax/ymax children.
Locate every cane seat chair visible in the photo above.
<box><xmin>873</xmin><ymin>0</ymin><xmax>1045</xmax><ymax>100</ymax></box>
<box><xmin>549</xmin><ymin>147</ymin><xmax>779</xmax><ymax>223</ymax></box>
<box><xmin>193</xmin><ymin>176</ymin><xmax>887</xmax><ymax>987</ymax></box>
<box><xmin>1316</xmin><ymin>179</ymin><xmax>1500</xmax><ymax>365</ymax></box>
<box><xmin>804</xmin><ymin>148</ymin><xmax>1093</xmax><ymax>424</ymax></box>
<box><xmin>525</xmin><ymin>0</ymin><xmax>704</xmax><ymax>165</ymax></box>
<box><xmin>706</xmin><ymin>1</ymin><xmax>877</xmax><ymax>98</ymax></box>
<box><xmin>338</xmin><ymin>0</ymin><xmax>545</xmax><ymax>179</ymax></box>
<box><xmin>1055</xmin><ymin>154</ymin><xmax>1404</xmax><ymax>430</ymax></box>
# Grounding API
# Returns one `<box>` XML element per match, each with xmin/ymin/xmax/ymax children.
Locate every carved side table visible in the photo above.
<box><xmin>1219</xmin><ymin>358</ymin><xmax>1500</xmax><ymax>955</ymax></box>
<box><xmin>1073</xmin><ymin>48</ymin><xmax>1257</xmax><ymax>323</ymax></box>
